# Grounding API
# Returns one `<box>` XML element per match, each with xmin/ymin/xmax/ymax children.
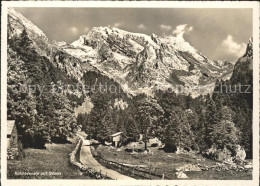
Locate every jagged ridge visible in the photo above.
<box><xmin>8</xmin><ymin>8</ymin><xmax>235</xmax><ymax>98</ymax></box>
<box><xmin>61</xmin><ymin>26</ymin><xmax>234</xmax><ymax>97</ymax></box>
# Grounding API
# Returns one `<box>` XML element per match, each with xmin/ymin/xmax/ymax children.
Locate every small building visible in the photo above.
<box><xmin>148</xmin><ymin>137</ymin><xmax>162</xmax><ymax>147</ymax></box>
<box><xmin>7</xmin><ymin>120</ymin><xmax>20</xmax><ymax>160</ymax></box>
<box><xmin>110</xmin><ymin>132</ymin><xmax>123</xmax><ymax>148</ymax></box>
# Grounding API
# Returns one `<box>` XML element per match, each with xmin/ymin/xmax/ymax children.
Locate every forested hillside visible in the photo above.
<box><xmin>79</xmin><ymin>38</ymin><xmax>253</xmax><ymax>159</ymax></box>
<box><xmin>7</xmin><ymin>29</ymin><xmax>79</xmax><ymax>148</ymax></box>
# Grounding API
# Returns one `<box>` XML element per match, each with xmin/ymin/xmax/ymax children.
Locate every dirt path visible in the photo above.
<box><xmin>79</xmin><ymin>137</ymin><xmax>135</xmax><ymax>180</ymax></box>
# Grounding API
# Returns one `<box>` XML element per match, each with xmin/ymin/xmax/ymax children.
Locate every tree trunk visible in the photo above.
<box><xmin>144</xmin><ymin>133</ymin><xmax>147</xmax><ymax>151</ymax></box>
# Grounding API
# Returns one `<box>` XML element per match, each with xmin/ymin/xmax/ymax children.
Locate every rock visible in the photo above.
<box><xmin>175</xmin><ymin>171</ymin><xmax>188</xmax><ymax>179</ymax></box>
<box><xmin>205</xmin><ymin>145</ymin><xmax>233</xmax><ymax>164</ymax></box>
<box><xmin>234</xmin><ymin>145</ymin><xmax>246</xmax><ymax>161</ymax></box>
<box><xmin>105</xmin><ymin>141</ymin><xmax>112</xmax><ymax>146</ymax></box>
<box><xmin>231</xmin><ymin>164</ymin><xmax>238</xmax><ymax>170</ymax></box>
<box><xmin>148</xmin><ymin>137</ymin><xmax>162</xmax><ymax>147</ymax></box>
<box><xmin>244</xmin><ymin>164</ymin><xmax>253</xmax><ymax>169</ymax></box>
<box><xmin>190</xmin><ymin>165</ymin><xmax>202</xmax><ymax>171</ymax></box>
<box><xmin>176</xmin><ymin>164</ymin><xmax>202</xmax><ymax>172</ymax></box>
<box><xmin>176</xmin><ymin>147</ymin><xmax>184</xmax><ymax>154</ymax></box>
<box><xmin>217</xmin><ymin>148</ymin><xmax>233</xmax><ymax>163</ymax></box>
<box><xmin>206</xmin><ymin>144</ymin><xmax>218</xmax><ymax>154</ymax></box>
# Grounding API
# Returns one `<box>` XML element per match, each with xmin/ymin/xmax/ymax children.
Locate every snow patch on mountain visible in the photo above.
<box><xmin>112</xmin><ymin>28</ymin><xmax>159</xmax><ymax>49</ymax></box>
<box><xmin>59</xmin><ymin>26</ymin><xmax>234</xmax><ymax>97</ymax></box>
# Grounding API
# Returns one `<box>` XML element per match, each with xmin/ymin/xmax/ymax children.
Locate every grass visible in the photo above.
<box><xmin>96</xmin><ymin>145</ymin><xmax>252</xmax><ymax>180</ymax></box>
<box><xmin>7</xmin><ymin>137</ymin><xmax>90</xmax><ymax>179</ymax></box>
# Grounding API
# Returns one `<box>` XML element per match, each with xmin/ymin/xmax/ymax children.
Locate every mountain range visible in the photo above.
<box><xmin>7</xmin><ymin>8</ymin><xmax>244</xmax><ymax>98</ymax></box>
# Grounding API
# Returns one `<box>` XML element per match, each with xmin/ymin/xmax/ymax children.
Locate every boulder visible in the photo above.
<box><xmin>188</xmin><ymin>165</ymin><xmax>202</xmax><ymax>171</ymax></box>
<box><xmin>217</xmin><ymin>148</ymin><xmax>233</xmax><ymax>164</ymax></box>
<box><xmin>176</xmin><ymin>164</ymin><xmax>202</xmax><ymax>172</ymax></box>
<box><xmin>244</xmin><ymin>164</ymin><xmax>253</xmax><ymax>169</ymax></box>
<box><xmin>206</xmin><ymin>144</ymin><xmax>217</xmax><ymax>156</ymax></box>
<box><xmin>105</xmin><ymin>141</ymin><xmax>112</xmax><ymax>146</ymax></box>
<box><xmin>176</xmin><ymin>147</ymin><xmax>184</xmax><ymax>154</ymax></box>
<box><xmin>205</xmin><ymin>145</ymin><xmax>233</xmax><ymax>164</ymax></box>
<box><xmin>234</xmin><ymin>145</ymin><xmax>246</xmax><ymax>161</ymax></box>
<box><xmin>175</xmin><ymin>171</ymin><xmax>188</xmax><ymax>179</ymax></box>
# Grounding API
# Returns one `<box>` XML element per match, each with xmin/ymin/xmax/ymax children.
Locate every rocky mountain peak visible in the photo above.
<box><xmin>8</xmin><ymin>8</ymin><xmax>48</xmax><ymax>40</ymax></box>
<box><xmin>244</xmin><ymin>37</ymin><xmax>253</xmax><ymax>58</ymax></box>
<box><xmin>60</xmin><ymin>26</ymin><xmax>235</xmax><ymax>97</ymax></box>
<box><xmin>229</xmin><ymin>37</ymin><xmax>253</xmax><ymax>85</ymax></box>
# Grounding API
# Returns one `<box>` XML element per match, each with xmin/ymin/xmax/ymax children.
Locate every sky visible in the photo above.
<box><xmin>15</xmin><ymin>8</ymin><xmax>252</xmax><ymax>62</ymax></box>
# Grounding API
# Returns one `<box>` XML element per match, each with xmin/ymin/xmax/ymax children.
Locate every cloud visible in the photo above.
<box><xmin>172</xmin><ymin>24</ymin><xmax>193</xmax><ymax>40</ymax></box>
<box><xmin>137</xmin><ymin>24</ymin><xmax>146</xmax><ymax>30</ymax></box>
<box><xmin>83</xmin><ymin>27</ymin><xmax>89</xmax><ymax>33</ymax></box>
<box><xmin>160</xmin><ymin>24</ymin><xmax>172</xmax><ymax>31</ymax></box>
<box><xmin>113</xmin><ymin>22</ymin><xmax>122</xmax><ymax>28</ymax></box>
<box><xmin>107</xmin><ymin>22</ymin><xmax>123</xmax><ymax>28</ymax></box>
<box><xmin>222</xmin><ymin>35</ymin><xmax>246</xmax><ymax>57</ymax></box>
<box><xmin>69</xmin><ymin>26</ymin><xmax>78</xmax><ymax>35</ymax></box>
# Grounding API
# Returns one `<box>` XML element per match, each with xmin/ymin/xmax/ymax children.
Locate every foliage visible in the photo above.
<box><xmin>162</xmin><ymin>107</ymin><xmax>195</xmax><ymax>152</ymax></box>
<box><xmin>135</xmin><ymin>98</ymin><xmax>164</xmax><ymax>150</ymax></box>
<box><xmin>212</xmin><ymin>55</ymin><xmax>253</xmax><ymax>158</ymax></box>
<box><xmin>204</xmin><ymin>98</ymin><xmax>219</xmax><ymax>147</ymax></box>
<box><xmin>7</xmin><ymin>29</ymin><xmax>78</xmax><ymax>148</ymax></box>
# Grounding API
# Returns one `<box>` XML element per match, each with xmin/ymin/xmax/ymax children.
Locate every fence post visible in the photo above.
<box><xmin>149</xmin><ymin>165</ymin><xmax>152</xmax><ymax>179</ymax></box>
<box><xmin>162</xmin><ymin>173</ymin><xmax>165</xmax><ymax>180</ymax></box>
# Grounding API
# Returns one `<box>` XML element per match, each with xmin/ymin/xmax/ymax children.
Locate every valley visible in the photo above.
<box><xmin>6</xmin><ymin>8</ymin><xmax>253</xmax><ymax>180</ymax></box>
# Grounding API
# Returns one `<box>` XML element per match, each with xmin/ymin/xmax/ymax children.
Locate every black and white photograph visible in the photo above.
<box><xmin>1</xmin><ymin>1</ymin><xmax>259</xmax><ymax>186</ymax></box>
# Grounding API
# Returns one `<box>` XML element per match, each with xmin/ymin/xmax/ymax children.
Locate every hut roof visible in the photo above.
<box><xmin>7</xmin><ymin>120</ymin><xmax>15</xmax><ymax>136</ymax></box>
<box><xmin>110</xmin><ymin>132</ymin><xmax>123</xmax><ymax>137</ymax></box>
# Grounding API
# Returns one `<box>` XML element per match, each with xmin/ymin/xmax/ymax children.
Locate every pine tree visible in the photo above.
<box><xmin>84</xmin><ymin>92</ymin><xmax>110</xmax><ymax>139</ymax></box>
<box><xmin>186</xmin><ymin>93</ymin><xmax>192</xmax><ymax>109</ymax></box>
<box><xmin>98</xmin><ymin>108</ymin><xmax>116</xmax><ymax>143</ymax></box>
<box><xmin>205</xmin><ymin>98</ymin><xmax>219</xmax><ymax>147</ymax></box>
<box><xmin>162</xmin><ymin>107</ymin><xmax>195</xmax><ymax>151</ymax></box>
<box><xmin>124</xmin><ymin>112</ymin><xmax>139</xmax><ymax>142</ymax></box>
<box><xmin>18</xmin><ymin>29</ymin><xmax>32</xmax><ymax>48</ymax></box>
<box><xmin>213</xmin><ymin>120</ymin><xmax>239</xmax><ymax>150</ymax></box>
<box><xmin>195</xmin><ymin>104</ymin><xmax>207</xmax><ymax>151</ymax></box>
<box><xmin>163</xmin><ymin>116</ymin><xmax>179</xmax><ymax>152</ymax></box>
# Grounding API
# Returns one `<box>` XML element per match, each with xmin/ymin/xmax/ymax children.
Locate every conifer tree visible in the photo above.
<box><xmin>162</xmin><ymin>107</ymin><xmax>195</xmax><ymax>151</ymax></box>
<box><xmin>205</xmin><ymin>98</ymin><xmax>219</xmax><ymax>147</ymax></box>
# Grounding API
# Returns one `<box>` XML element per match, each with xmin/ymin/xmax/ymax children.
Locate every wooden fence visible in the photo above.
<box><xmin>90</xmin><ymin>146</ymin><xmax>170</xmax><ymax>180</ymax></box>
<box><xmin>69</xmin><ymin>139</ymin><xmax>112</xmax><ymax>179</ymax></box>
